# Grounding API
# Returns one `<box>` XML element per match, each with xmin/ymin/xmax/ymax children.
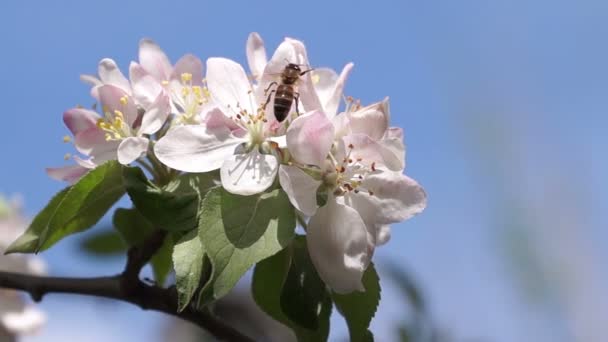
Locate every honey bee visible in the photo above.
<box><xmin>263</xmin><ymin>62</ymin><xmax>314</xmax><ymax>122</ymax></box>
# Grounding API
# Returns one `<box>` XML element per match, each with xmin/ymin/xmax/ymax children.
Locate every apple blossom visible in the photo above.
<box><xmin>62</xmin><ymin>84</ymin><xmax>170</xmax><ymax>166</ymax></box>
<box><xmin>280</xmin><ymin>109</ymin><xmax>426</xmax><ymax>293</ymax></box>
<box><xmin>0</xmin><ymin>196</ymin><xmax>46</xmax><ymax>337</ymax></box>
<box><xmin>154</xmin><ymin>57</ymin><xmax>283</xmax><ymax>196</ymax></box>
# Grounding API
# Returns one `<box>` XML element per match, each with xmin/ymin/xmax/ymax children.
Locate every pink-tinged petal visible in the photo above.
<box><xmin>74</xmin><ymin>128</ymin><xmax>120</xmax><ymax>161</ymax></box>
<box><xmin>343</xmin><ymin>133</ymin><xmax>403</xmax><ymax>171</ymax></box>
<box><xmin>154</xmin><ymin>125</ymin><xmax>242</xmax><ymax>172</ymax></box>
<box><xmin>247</xmin><ymin>32</ymin><xmax>267</xmax><ymax>79</ymax></box>
<box><xmin>63</xmin><ymin>108</ymin><xmax>100</xmax><ymax>136</ymax></box>
<box><xmin>206</xmin><ymin>57</ymin><xmax>256</xmax><ymax>114</ymax></box>
<box><xmin>139</xmin><ymin>38</ymin><xmax>172</xmax><ymax>82</ymax></box>
<box><xmin>117</xmin><ymin>137</ymin><xmax>149</xmax><ymax>164</ymax></box>
<box><xmin>278</xmin><ymin>165</ymin><xmax>321</xmax><ymax>216</ymax></box>
<box><xmin>321</xmin><ymin>63</ymin><xmax>354</xmax><ymax>118</ymax></box>
<box><xmin>220</xmin><ymin>150</ymin><xmax>278</xmax><ymax>196</ymax></box>
<box><xmin>204</xmin><ymin>107</ymin><xmax>244</xmax><ymax>132</ymax></box>
<box><xmin>98</xmin><ymin>85</ymin><xmax>138</xmax><ymax>126</ymax></box>
<box><xmin>46</xmin><ymin>164</ymin><xmax>88</xmax><ymax>184</ymax></box>
<box><xmin>139</xmin><ymin>92</ymin><xmax>170</xmax><ymax>135</ymax></box>
<box><xmin>1</xmin><ymin>303</ymin><xmax>46</xmax><ymax>334</ymax></box>
<box><xmin>129</xmin><ymin>62</ymin><xmax>163</xmax><ymax>109</ymax></box>
<box><xmin>349</xmin><ymin>171</ymin><xmax>427</xmax><ymax>226</ymax></box>
<box><xmin>97</xmin><ymin>58</ymin><xmax>131</xmax><ymax>93</ymax></box>
<box><xmin>287</xmin><ymin>111</ymin><xmax>334</xmax><ymax>166</ymax></box>
<box><xmin>171</xmin><ymin>54</ymin><xmax>204</xmax><ymax>85</ymax></box>
<box><xmin>347</xmin><ymin>97</ymin><xmax>389</xmax><ymax>140</ymax></box>
<box><xmin>307</xmin><ymin>198</ymin><xmax>371</xmax><ymax>294</ymax></box>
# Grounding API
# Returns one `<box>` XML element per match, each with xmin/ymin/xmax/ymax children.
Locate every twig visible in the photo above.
<box><xmin>0</xmin><ymin>231</ymin><xmax>254</xmax><ymax>342</ymax></box>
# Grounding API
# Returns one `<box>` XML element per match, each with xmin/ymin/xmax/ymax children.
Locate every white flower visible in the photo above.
<box><xmin>0</xmin><ymin>196</ymin><xmax>46</xmax><ymax>336</ymax></box>
<box><xmin>155</xmin><ymin>57</ymin><xmax>282</xmax><ymax>196</ymax></box>
<box><xmin>280</xmin><ymin>109</ymin><xmax>426</xmax><ymax>293</ymax></box>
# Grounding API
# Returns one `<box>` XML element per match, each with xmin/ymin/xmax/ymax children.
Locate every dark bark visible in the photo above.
<box><xmin>0</xmin><ymin>231</ymin><xmax>254</xmax><ymax>342</ymax></box>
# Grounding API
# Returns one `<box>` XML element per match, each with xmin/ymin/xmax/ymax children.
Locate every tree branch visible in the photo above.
<box><xmin>0</xmin><ymin>231</ymin><xmax>254</xmax><ymax>342</ymax></box>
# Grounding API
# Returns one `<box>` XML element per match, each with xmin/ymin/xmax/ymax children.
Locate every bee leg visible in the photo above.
<box><xmin>264</xmin><ymin>81</ymin><xmax>278</xmax><ymax>95</ymax></box>
<box><xmin>294</xmin><ymin>92</ymin><xmax>301</xmax><ymax>116</ymax></box>
<box><xmin>263</xmin><ymin>90</ymin><xmax>276</xmax><ymax>110</ymax></box>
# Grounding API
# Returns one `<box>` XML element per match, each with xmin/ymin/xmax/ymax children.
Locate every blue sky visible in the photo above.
<box><xmin>1</xmin><ymin>0</ymin><xmax>607</xmax><ymax>341</ymax></box>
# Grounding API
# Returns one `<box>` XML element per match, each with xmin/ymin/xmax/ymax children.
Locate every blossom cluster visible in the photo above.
<box><xmin>48</xmin><ymin>33</ymin><xmax>426</xmax><ymax>293</ymax></box>
<box><xmin>0</xmin><ymin>196</ymin><xmax>46</xmax><ymax>337</ymax></box>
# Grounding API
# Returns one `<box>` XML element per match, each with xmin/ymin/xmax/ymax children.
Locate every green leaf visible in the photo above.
<box><xmin>123</xmin><ymin>167</ymin><xmax>218</xmax><ymax>232</ymax></box>
<box><xmin>5</xmin><ymin>187</ymin><xmax>69</xmax><ymax>254</ymax></box>
<box><xmin>112</xmin><ymin>207</ymin><xmax>155</xmax><ymax>247</ymax></box>
<box><xmin>112</xmin><ymin>207</ymin><xmax>173</xmax><ymax>285</ymax></box>
<box><xmin>173</xmin><ymin>229</ymin><xmax>206</xmax><ymax>311</ymax></box>
<box><xmin>6</xmin><ymin>161</ymin><xmax>124</xmax><ymax>254</ymax></box>
<box><xmin>197</xmin><ymin>187</ymin><xmax>295</xmax><ymax>305</ymax></box>
<box><xmin>80</xmin><ymin>229</ymin><xmax>126</xmax><ymax>255</ymax></box>
<box><xmin>281</xmin><ymin>237</ymin><xmax>331</xmax><ymax>332</ymax></box>
<box><xmin>252</xmin><ymin>236</ymin><xmax>332</xmax><ymax>341</ymax></box>
<box><xmin>332</xmin><ymin>263</ymin><xmax>381</xmax><ymax>342</ymax></box>
<box><xmin>150</xmin><ymin>233</ymin><xmax>174</xmax><ymax>286</ymax></box>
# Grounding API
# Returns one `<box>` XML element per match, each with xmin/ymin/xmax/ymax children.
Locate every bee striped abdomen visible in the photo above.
<box><xmin>273</xmin><ymin>84</ymin><xmax>294</xmax><ymax>122</ymax></box>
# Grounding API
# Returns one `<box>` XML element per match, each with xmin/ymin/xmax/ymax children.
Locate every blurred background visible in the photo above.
<box><xmin>0</xmin><ymin>0</ymin><xmax>606</xmax><ymax>341</ymax></box>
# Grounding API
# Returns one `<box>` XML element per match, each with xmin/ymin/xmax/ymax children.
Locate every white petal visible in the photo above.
<box><xmin>117</xmin><ymin>137</ymin><xmax>149</xmax><ymax>164</ymax></box>
<box><xmin>347</xmin><ymin>97</ymin><xmax>389</xmax><ymax>140</ymax></box>
<box><xmin>80</xmin><ymin>74</ymin><xmax>101</xmax><ymax>87</ymax></box>
<box><xmin>139</xmin><ymin>38</ymin><xmax>172</xmax><ymax>81</ymax></box>
<box><xmin>348</xmin><ymin>171</ymin><xmax>427</xmax><ymax>226</ymax></box>
<box><xmin>284</xmin><ymin>38</ymin><xmax>323</xmax><ymax>112</ymax></box>
<box><xmin>97</xmin><ymin>58</ymin><xmax>131</xmax><ymax>93</ymax></box>
<box><xmin>206</xmin><ymin>57</ymin><xmax>256</xmax><ymax>114</ymax></box>
<box><xmin>220</xmin><ymin>149</ymin><xmax>279</xmax><ymax>196</ymax></box>
<box><xmin>380</xmin><ymin>127</ymin><xmax>406</xmax><ymax>171</ymax></box>
<box><xmin>130</xmin><ymin>62</ymin><xmax>163</xmax><ymax>109</ymax></box>
<box><xmin>287</xmin><ymin>110</ymin><xmax>334</xmax><ymax>166</ymax></box>
<box><xmin>139</xmin><ymin>92</ymin><xmax>170</xmax><ymax>135</ymax></box>
<box><xmin>154</xmin><ymin>124</ymin><xmax>242</xmax><ymax>172</ymax></box>
<box><xmin>278</xmin><ymin>165</ymin><xmax>321</xmax><ymax>216</ymax></box>
<box><xmin>220</xmin><ymin>150</ymin><xmax>278</xmax><ymax>196</ymax></box>
<box><xmin>1</xmin><ymin>304</ymin><xmax>45</xmax><ymax>334</ymax></box>
<box><xmin>307</xmin><ymin>199</ymin><xmax>371</xmax><ymax>294</ymax></box>
<box><xmin>375</xmin><ymin>224</ymin><xmax>391</xmax><ymax>246</ymax></box>
<box><xmin>321</xmin><ymin>63</ymin><xmax>354</xmax><ymax>118</ymax></box>
<box><xmin>246</xmin><ymin>32</ymin><xmax>267</xmax><ymax>79</ymax></box>
<box><xmin>343</xmin><ymin>133</ymin><xmax>403</xmax><ymax>171</ymax></box>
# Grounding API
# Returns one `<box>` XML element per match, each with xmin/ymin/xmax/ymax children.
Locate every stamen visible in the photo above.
<box><xmin>62</xmin><ymin>135</ymin><xmax>71</xmax><ymax>143</ymax></box>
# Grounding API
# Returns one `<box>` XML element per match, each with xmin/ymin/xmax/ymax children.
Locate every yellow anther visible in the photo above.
<box><xmin>161</xmin><ymin>80</ymin><xmax>169</xmax><ymax>86</ymax></box>
<box><xmin>62</xmin><ymin>135</ymin><xmax>71</xmax><ymax>143</ymax></box>
<box><xmin>114</xmin><ymin>110</ymin><xmax>124</xmax><ymax>120</ymax></box>
<box><xmin>181</xmin><ymin>73</ymin><xmax>193</xmax><ymax>83</ymax></box>
<box><xmin>119</xmin><ymin>96</ymin><xmax>128</xmax><ymax>106</ymax></box>
<box><xmin>63</xmin><ymin>153</ymin><xmax>71</xmax><ymax>160</ymax></box>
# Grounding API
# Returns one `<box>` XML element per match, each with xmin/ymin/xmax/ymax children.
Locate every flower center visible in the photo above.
<box><xmin>96</xmin><ymin>96</ymin><xmax>133</xmax><ymax>141</ymax></box>
<box><xmin>324</xmin><ymin>143</ymin><xmax>376</xmax><ymax>196</ymax></box>
<box><xmin>176</xmin><ymin>73</ymin><xmax>211</xmax><ymax>125</ymax></box>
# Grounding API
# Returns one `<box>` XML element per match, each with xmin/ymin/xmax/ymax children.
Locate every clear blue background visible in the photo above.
<box><xmin>1</xmin><ymin>0</ymin><xmax>606</xmax><ymax>341</ymax></box>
